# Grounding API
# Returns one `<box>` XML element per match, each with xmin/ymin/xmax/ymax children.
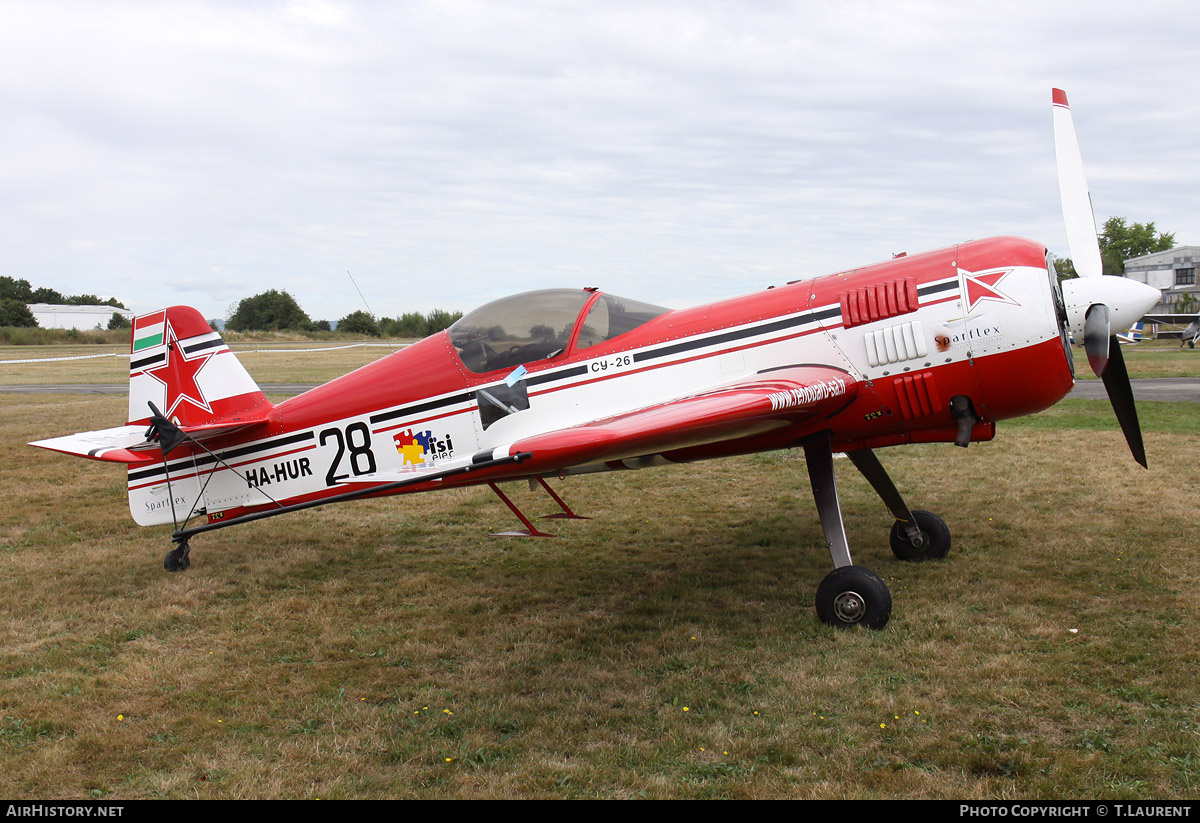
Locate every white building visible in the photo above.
<box><xmin>1123</xmin><ymin>246</ymin><xmax>1199</xmax><ymax>315</ymax></box>
<box><xmin>27</xmin><ymin>303</ymin><xmax>135</xmax><ymax>330</ymax></box>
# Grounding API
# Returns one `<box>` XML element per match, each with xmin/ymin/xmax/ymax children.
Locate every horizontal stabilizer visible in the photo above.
<box><xmin>30</xmin><ymin>427</ymin><xmax>159</xmax><ymax>464</ymax></box>
<box><xmin>30</xmin><ymin>415</ymin><xmax>273</xmax><ymax>464</ymax></box>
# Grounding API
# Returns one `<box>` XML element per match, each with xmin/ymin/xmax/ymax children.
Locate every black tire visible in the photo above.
<box><xmin>889</xmin><ymin>510</ymin><xmax>950</xmax><ymax>562</ymax></box>
<box><xmin>164</xmin><ymin>545</ymin><xmax>190</xmax><ymax>572</ymax></box>
<box><xmin>815</xmin><ymin>566</ymin><xmax>892</xmax><ymax>629</ymax></box>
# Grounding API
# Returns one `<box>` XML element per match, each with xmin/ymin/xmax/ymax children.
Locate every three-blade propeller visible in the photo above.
<box><xmin>1052</xmin><ymin>88</ymin><xmax>1159</xmax><ymax>469</ymax></box>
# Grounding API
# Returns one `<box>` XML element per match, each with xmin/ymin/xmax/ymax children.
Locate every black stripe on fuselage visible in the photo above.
<box><xmin>127</xmin><ymin>430</ymin><xmax>316</xmax><ymax>483</ymax></box>
<box><xmin>367</xmin><ymin>365</ymin><xmax>590</xmax><ymax>426</ymax></box>
<box><xmin>918</xmin><ymin>279</ymin><xmax>959</xmax><ymax>297</ymax></box>
<box><xmin>373</xmin><ymin>314</ymin><xmax>828</xmax><ymax>425</ymax></box>
<box><xmin>632</xmin><ymin>308</ymin><xmax>837</xmax><ymax>364</ymax></box>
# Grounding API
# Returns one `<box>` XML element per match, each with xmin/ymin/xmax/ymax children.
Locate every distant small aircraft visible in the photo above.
<box><xmin>1116</xmin><ymin>321</ymin><xmax>1145</xmax><ymax>345</ymax></box>
<box><xmin>30</xmin><ymin>90</ymin><xmax>1159</xmax><ymax>629</ymax></box>
<box><xmin>1147</xmin><ymin>318</ymin><xmax>1200</xmax><ymax>348</ymax></box>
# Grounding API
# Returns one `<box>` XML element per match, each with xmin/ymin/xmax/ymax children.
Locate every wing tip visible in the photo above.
<box><xmin>1052</xmin><ymin>88</ymin><xmax>1069</xmax><ymax>108</ymax></box>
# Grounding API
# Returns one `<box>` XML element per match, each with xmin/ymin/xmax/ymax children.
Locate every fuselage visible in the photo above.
<box><xmin>127</xmin><ymin>235</ymin><xmax>1075</xmax><ymax>526</ymax></box>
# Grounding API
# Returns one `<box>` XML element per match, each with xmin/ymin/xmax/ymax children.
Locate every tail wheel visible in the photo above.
<box><xmin>816</xmin><ymin>566</ymin><xmax>892</xmax><ymax>629</ymax></box>
<box><xmin>889</xmin><ymin>510</ymin><xmax>950</xmax><ymax>562</ymax></box>
<box><xmin>164</xmin><ymin>543</ymin><xmax>191</xmax><ymax>572</ymax></box>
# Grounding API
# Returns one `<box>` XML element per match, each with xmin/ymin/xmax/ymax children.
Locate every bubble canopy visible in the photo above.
<box><xmin>447</xmin><ymin>289</ymin><xmax>668</xmax><ymax>374</ymax></box>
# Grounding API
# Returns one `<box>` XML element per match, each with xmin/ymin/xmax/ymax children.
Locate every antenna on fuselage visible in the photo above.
<box><xmin>346</xmin><ymin>269</ymin><xmax>396</xmax><ymax>352</ymax></box>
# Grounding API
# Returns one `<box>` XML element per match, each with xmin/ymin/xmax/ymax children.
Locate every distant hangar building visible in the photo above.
<box><xmin>1123</xmin><ymin>246</ymin><xmax>1199</xmax><ymax>315</ymax></box>
<box><xmin>27</xmin><ymin>303</ymin><xmax>135</xmax><ymax>330</ymax></box>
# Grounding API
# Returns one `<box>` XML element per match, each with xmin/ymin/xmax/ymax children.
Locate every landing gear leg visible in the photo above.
<box><xmin>488</xmin><ymin>482</ymin><xmax>556</xmax><ymax>537</ymax></box>
<box><xmin>164</xmin><ymin>541</ymin><xmax>191</xmax><ymax>572</ymax></box>
<box><xmin>802</xmin><ymin>433</ymin><xmax>892</xmax><ymax>629</ymax></box>
<box><xmin>847</xmin><ymin>449</ymin><xmax>951</xmax><ymax>562</ymax></box>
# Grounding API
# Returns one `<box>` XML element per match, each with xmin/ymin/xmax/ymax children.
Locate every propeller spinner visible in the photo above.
<box><xmin>1052</xmin><ymin>88</ymin><xmax>1160</xmax><ymax>468</ymax></box>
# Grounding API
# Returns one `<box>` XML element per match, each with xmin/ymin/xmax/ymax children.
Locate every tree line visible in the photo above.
<box><xmin>1053</xmin><ymin>217</ymin><xmax>1176</xmax><ymax>281</ymax></box>
<box><xmin>0</xmin><ymin>276</ymin><xmax>129</xmax><ymax>328</ymax></box>
<box><xmin>225</xmin><ymin>289</ymin><xmax>461</xmax><ymax>338</ymax></box>
<box><xmin>0</xmin><ymin>279</ymin><xmax>460</xmax><ymax>338</ymax></box>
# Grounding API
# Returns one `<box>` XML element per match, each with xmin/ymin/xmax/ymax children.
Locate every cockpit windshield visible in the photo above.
<box><xmin>447</xmin><ymin>288</ymin><xmax>668</xmax><ymax>374</ymax></box>
<box><xmin>449</xmin><ymin>289</ymin><xmax>591</xmax><ymax>374</ymax></box>
<box><xmin>575</xmin><ymin>294</ymin><xmax>669</xmax><ymax>350</ymax></box>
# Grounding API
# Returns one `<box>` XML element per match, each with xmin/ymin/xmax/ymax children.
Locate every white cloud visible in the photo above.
<box><xmin>1</xmin><ymin>0</ymin><xmax>1197</xmax><ymax>321</ymax></box>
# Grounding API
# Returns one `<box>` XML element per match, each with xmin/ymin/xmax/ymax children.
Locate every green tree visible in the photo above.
<box><xmin>1174</xmin><ymin>293</ymin><xmax>1199</xmax><ymax>314</ymax></box>
<box><xmin>336</xmin><ymin>310</ymin><xmax>380</xmax><ymax>336</ymax></box>
<box><xmin>108</xmin><ymin>312</ymin><xmax>131</xmax><ymax>330</ymax></box>
<box><xmin>391</xmin><ymin>311</ymin><xmax>429</xmax><ymax>338</ymax></box>
<box><xmin>0</xmin><ymin>299</ymin><xmax>38</xmax><ymax>327</ymax></box>
<box><xmin>30</xmin><ymin>287</ymin><xmax>65</xmax><ymax>304</ymax></box>
<box><xmin>424</xmin><ymin>308</ymin><xmax>462</xmax><ymax>334</ymax></box>
<box><xmin>1058</xmin><ymin>217</ymin><xmax>1176</xmax><ymax>281</ymax></box>
<box><xmin>1097</xmin><ymin>217</ymin><xmax>1175</xmax><ymax>276</ymax></box>
<box><xmin>66</xmin><ymin>293</ymin><xmax>126</xmax><ymax>309</ymax></box>
<box><xmin>227</xmin><ymin>290</ymin><xmax>312</xmax><ymax>332</ymax></box>
<box><xmin>0</xmin><ymin>277</ymin><xmax>33</xmax><ymax>302</ymax></box>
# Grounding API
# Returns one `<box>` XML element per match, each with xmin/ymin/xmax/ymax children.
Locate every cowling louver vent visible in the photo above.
<box><xmin>864</xmin><ymin>320</ymin><xmax>928</xmax><ymax>367</ymax></box>
<box><xmin>840</xmin><ymin>278</ymin><xmax>919</xmax><ymax>328</ymax></box>
<box><xmin>892</xmin><ymin>371</ymin><xmax>943</xmax><ymax>420</ymax></box>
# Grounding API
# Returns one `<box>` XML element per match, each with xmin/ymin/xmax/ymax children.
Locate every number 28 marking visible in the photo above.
<box><xmin>319</xmin><ymin>422</ymin><xmax>377</xmax><ymax>486</ymax></box>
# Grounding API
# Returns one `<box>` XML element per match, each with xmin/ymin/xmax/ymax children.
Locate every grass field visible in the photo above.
<box><xmin>1</xmin><ymin>345</ymin><xmax>1198</xmax><ymax>798</ymax></box>
<box><xmin>1073</xmin><ymin>339</ymin><xmax>1200</xmax><ymax>380</ymax></box>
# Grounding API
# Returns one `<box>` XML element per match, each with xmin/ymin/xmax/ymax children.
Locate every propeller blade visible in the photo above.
<box><xmin>1099</xmin><ymin>335</ymin><xmax>1147</xmax><ymax>468</ymax></box>
<box><xmin>1052</xmin><ymin>89</ymin><xmax>1103</xmax><ymax>279</ymax></box>
<box><xmin>1083</xmin><ymin>303</ymin><xmax>1111</xmax><ymax>377</ymax></box>
<box><xmin>1052</xmin><ymin>89</ymin><xmax>1153</xmax><ymax>469</ymax></box>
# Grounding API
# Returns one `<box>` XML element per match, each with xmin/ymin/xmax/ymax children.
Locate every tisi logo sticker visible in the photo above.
<box><xmin>393</xmin><ymin>429</ymin><xmax>455</xmax><ymax>467</ymax></box>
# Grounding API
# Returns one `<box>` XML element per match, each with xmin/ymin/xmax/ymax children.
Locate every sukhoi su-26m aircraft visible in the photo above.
<box><xmin>30</xmin><ymin>90</ymin><xmax>1161</xmax><ymax>629</ymax></box>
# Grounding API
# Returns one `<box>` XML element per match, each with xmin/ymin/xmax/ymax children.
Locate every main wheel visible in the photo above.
<box><xmin>889</xmin><ymin>510</ymin><xmax>950</xmax><ymax>562</ymax></box>
<box><xmin>815</xmin><ymin>566</ymin><xmax>892</xmax><ymax>629</ymax></box>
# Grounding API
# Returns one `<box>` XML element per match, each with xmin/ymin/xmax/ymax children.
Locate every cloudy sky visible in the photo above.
<box><xmin>2</xmin><ymin>0</ymin><xmax>1197</xmax><ymax>323</ymax></box>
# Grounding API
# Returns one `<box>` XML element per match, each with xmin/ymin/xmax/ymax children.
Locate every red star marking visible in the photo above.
<box><xmin>960</xmin><ymin>268</ymin><xmax>1019</xmax><ymax>313</ymax></box>
<box><xmin>143</xmin><ymin>322</ymin><xmax>214</xmax><ymax>419</ymax></box>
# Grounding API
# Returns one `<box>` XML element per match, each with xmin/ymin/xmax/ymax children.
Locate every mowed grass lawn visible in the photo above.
<box><xmin>0</xmin><ymin>346</ymin><xmax>1198</xmax><ymax>798</ymax></box>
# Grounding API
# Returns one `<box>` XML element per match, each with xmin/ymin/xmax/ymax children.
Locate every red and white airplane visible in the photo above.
<box><xmin>30</xmin><ymin>90</ymin><xmax>1160</xmax><ymax>629</ymax></box>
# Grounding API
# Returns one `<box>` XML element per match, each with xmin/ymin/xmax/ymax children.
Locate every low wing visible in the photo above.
<box><xmin>344</xmin><ymin>366</ymin><xmax>858</xmax><ymax>486</ymax></box>
<box><xmin>508</xmin><ymin>365</ymin><xmax>857</xmax><ymax>470</ymax></box>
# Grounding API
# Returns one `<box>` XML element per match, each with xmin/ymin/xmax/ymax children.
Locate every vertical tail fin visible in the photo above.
<box><xmin>125</xmin><ymin>307</ymin><xmax>273</xmax><ymax>526</ymax></box>
<box><xmin>1117</xmin><ymin>320</ymin><xmax>1144</xmax><ymax>345</ymax></box>
<box><xmin>128</xmin><ymin>307</ymin><xmax>273</xmax><ymax>427</ymax></box>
